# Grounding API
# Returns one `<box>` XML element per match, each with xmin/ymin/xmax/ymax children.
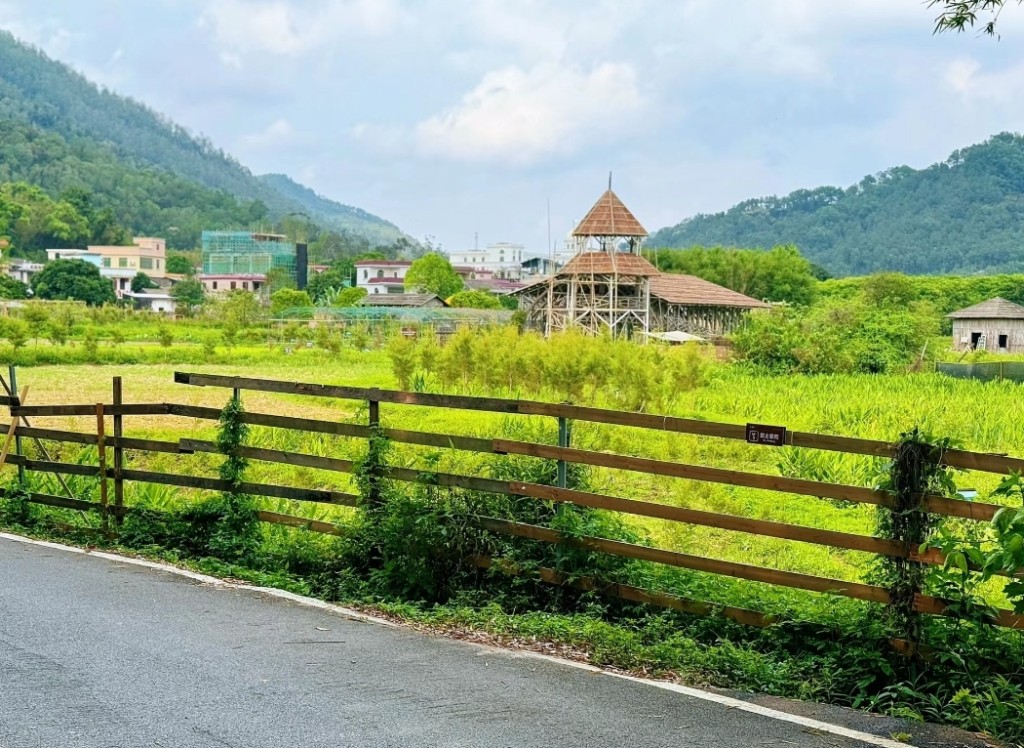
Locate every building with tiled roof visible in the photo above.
<box><xmin>515</xmin><ymin>182</ymin><xmax>766</xmax><ymax>339</ymax></box>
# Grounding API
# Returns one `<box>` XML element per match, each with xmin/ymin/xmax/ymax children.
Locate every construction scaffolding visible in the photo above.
<box><xmin>201</xmin><ymin>231</ymin><xmax>296</xmax><ymax>279</ymax></box>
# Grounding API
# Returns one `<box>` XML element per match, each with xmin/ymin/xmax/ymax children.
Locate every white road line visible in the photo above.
<box><xmin>2</xmin><ymin>531</ymin><xmax>914</xmax><ymax>748</ymax></box>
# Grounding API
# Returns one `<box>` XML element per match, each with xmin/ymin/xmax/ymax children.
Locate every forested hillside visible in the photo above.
<box><xmin>0</xmin><ymin>31</ymin><xmax>406</xmax><ymax>248</ymax></box>
<box><xmin>649</xmin><ymin>133</ymin><xmax>1024</xmax><ymax>276</ymax></box>
<box><xmin>258</xmin><ymin>174</ymin><xmax>404</xmax><ymax>246</ymax></box>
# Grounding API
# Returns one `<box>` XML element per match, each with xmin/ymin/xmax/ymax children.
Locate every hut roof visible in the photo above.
<box><xmin>559</xmin><ymin>252</ymin><xmax>661</xmax><ymax>277</ymax></box>
<box><xmin>572</xmin><ymin>190</ymin><xmax>647</xmax><ymax>237</ymax></box>
<box><xmin>649</xmin><ymin>275</ymin><xmax>769</xmax><ymax>309</ymax></box>
<box><xmin>947</xmin><ymin>297</ymin><xmax>1024</xmax><ymax>319</ymax></box>
<box><xmin>359</xmin><ymin>294</ymin><xmax>446</xmax><ymax>308</ymax></box>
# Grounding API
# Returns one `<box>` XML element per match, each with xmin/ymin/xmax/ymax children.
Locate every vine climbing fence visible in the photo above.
<box><xmin>1</xmin><ymin>367</ymin><xmax>1023</xmax><ymax>644</ymax></box>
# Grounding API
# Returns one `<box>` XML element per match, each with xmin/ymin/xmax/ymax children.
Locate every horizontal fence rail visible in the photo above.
<box><xmin>2</xmin><ymin>371</ymin><xmax>1022</xmax><ymax>634</ymax></box>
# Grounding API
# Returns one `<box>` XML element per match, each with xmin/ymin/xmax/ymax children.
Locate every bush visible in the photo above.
<box><xmin>448</xmin><ymin>290</ymin><xmax>501</xmax><ymax>309</ymax></box>
<box><xmin>734</xmin><ymin>295</ymin><xmax>937</xmax><ymax>374</ymax></box>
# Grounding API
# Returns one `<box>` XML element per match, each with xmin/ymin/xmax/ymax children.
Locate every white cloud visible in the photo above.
<box><xmin>242</xmin><ymin>118</ymin><xmax>295</xmax><ymax>148</ymax></box>
<box><xmin>197</xmin><ymin>0</ymin><xmax>406</xmax><ymax>57</ymax></box>
<box><xmin>415</xmin><ymin>62</ymin><xmax>650</xmax><ymax>165</ymax></box>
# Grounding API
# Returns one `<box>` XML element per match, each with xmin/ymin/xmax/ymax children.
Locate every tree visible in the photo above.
<box><xmin>221</xmin><ymin>289</ymin><xmax>262</xmax><ymax>328</ymax></box>
<box><xmin>131</xmin><ymin>272</ymin><xmax>157</xmax><ymax>293</ymax></box>
<box><xmin>447</xmin><ymin>289</ymin><xmax>502</xmax><ymax>309</ymax></box>
<box><xmin>166</xmin><ymin>252</ymin><xmax>195</xmax><ymax>275</ymax></box>
<box><xmin>329</xmin><ymin>287</ymin><xmax>367</xmax><ymax>307</ymax></box>
<box><xmin>306</xmin><ymin>267</ymin><xmax>349</xmax><ymax>304</ymax></box>
<box><xmin>0</xmin><ymin>317</ymin><xmax>28</xmax><ymax>350</ymax></box>
<box><xmin>30</xmin><ymin>259</ymin><xmax>115</xmax><ymax>306</ymax></box>
<box><xmin>929</xmin><ymin>0</ymin><xmax>1019</xmax><ymax>35</ymax></box>
<box><xmin>20</xmin><ymin>304</ymin><xmax>49</xmax><ymax>345</ymax></box>
<box><xmin>0</xmin><ymin>275</ymin><xmax>28</xmax><ymax>299</ymax></box>
<box><xmin>404</xmin><ymin>252</ymin><xmax>463</xmax><ymax>299</ymax></box>
<box><xmin>170</xmin><ymin>277</ymin><xmax>205</xmax><ymax>316</ymax></box>
<box><xmin>270</xmin><ymin>288</ymin><xmax>312</xmax><ymax>316</ymax></box>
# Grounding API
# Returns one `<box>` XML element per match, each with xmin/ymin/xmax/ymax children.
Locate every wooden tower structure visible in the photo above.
<box><xmin>521</xmin><ymin>181</ymin><xmax>658</xmax><ymax>337</ymax></box>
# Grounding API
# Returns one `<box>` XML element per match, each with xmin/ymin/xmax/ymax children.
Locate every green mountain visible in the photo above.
<box><xmin>257</xmin><ymin>174</ymin><xmax>404</xmax><ymax>246</ymax></box>
<box><xmin>0</xmin><ymin>30</ymin><xmax>407</xmax><ymax>250</ymax></box>
<box><xmin>648</xmin><ymin>133</ymin><xmax>1024</xmax><ymax>276</ymax></box>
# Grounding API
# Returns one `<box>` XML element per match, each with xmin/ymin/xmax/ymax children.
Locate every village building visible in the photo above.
<box><xmin>200</xmin><ymin>274</ymin><xmax>266</xmax><ymax>295</ymax></box>
<box><xmin>123</xmin><ymin>289</ymin><xmax>177</xmax><ymax>315</ymax></box>
<box><xmin>515</xmin><ymin>186</ymin><xmax>767</xmax><ymax>338</ymax></box>
<box><xmin>356</xmin><ymin>259</ymin><xmax>477</xmax><ymax>296</ymax></box>
<box><xmin>44</xmin><ymin>238</ymin><xmax>168</xmax><ymax>299</ymax></box>
<box><xmin>948</xmin><ymin>297</ymin><xmax>1024</xmax><ymax>353</ymax></box>
<box><xmin>448</xmin><ymin>242</ymin><xmax>525</xmax><ymax>280</ymax></box>
<box><xmin>6</xmin><ymin>258</ymin><xmax>43</xmax><ymax>285</ymax></box>
<box><xmin>359</xmin><ymin>293</ymin><xmax>447</xmax><ymax>308</ymax></box>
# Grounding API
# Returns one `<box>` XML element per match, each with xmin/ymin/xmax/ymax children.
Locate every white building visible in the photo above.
<box><xmin>356</xmin><ymin>259</ymin><xmax>412</xmax><ymax>295</ymax></box>
<box><xmin>6</xmin><ymin>258</ymin><xmax>44</xmax><ymax>285</ymax></box>
<box><xmin>449</xmin><ymin>242</ymin><xmax>524</xmax><ymax>281</ymax></box>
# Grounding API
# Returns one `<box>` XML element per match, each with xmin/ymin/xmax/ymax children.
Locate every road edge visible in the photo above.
<box><xmin>0</xmin><ymin>530</ymin><xmax>957</xmax><ymax>748</ymax></box>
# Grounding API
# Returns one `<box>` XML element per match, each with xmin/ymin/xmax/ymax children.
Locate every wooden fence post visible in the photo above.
<box><xmin>9</xmin><ymin>365</ymin><xmax>24</xmax><ymax>484</ymax></box>
<box><xmin>557</xmin><ymin>414</ymin><xmax>572</xmax><ymax>489</ymax></box>
<box><xmin>112</xmin><ymin>377</ymin><xmax>124</xmax><ymax>525</ymax></box>
<box><xmin>96</xmin><ymin>403</ymin><xmax>109</xmax><ymax>533</ymax></box>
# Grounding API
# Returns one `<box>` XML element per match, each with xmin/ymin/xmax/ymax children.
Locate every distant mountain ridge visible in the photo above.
<box><xmin>0</xmin><ymin>30</ymin><xmax>407</xmax><ymax>246</ymax></box>
<box><xmin>257</xmin><ymin>174</ymin><xmax>404</xmax><ymax>246</ymax></box>
<box><xmin>648</xmin><ymin>133</ymin><xmax>1024</xmax><ymax>276</ymax></box>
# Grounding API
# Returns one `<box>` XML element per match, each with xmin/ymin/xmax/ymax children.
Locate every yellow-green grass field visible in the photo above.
<box><xmin>5</xmin><ymin>345</ymin><xmax>1022</xmax><ymax>618</ymax></box>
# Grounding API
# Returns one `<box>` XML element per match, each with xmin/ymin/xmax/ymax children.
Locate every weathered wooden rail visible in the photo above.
<box><xmin>2</xmin><ymin>369</ymin><xmax>1022</xmax><ymax>632</ymax></box>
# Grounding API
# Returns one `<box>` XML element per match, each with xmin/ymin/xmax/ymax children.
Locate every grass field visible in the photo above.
<box><xmin>6</xmin><ymin>344</ymin><xmax>1022</xmax><ymax>615</ymax></box>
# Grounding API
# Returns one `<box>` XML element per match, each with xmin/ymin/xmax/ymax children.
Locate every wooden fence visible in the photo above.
<box><xmin>2</xmin><ymin>368</ymin><xmax>1023</xmax><ymax>633</ymax></box>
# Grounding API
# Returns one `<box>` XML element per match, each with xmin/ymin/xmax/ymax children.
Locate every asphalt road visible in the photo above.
<box><xmin>0</xmin><ymin>535</ymin><xmax>982</xmax><ymax>748</ymax></box>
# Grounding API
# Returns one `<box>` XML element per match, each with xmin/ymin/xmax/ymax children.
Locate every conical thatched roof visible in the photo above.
<box><xmin>572</xmin><ymin>190</ymin><xmax>647</xmax><ymax>238</ymax></box>
<box><xmin>947</xmin><ymin>297</ymin><xmax>1024</xmax><ymax>319</ymax></box>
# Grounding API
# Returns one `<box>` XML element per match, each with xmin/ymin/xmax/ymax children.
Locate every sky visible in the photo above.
<box><xmin>2</xmin><ymin>1</ymin><xmax>1024</xmax><ymax>254</ymax></box>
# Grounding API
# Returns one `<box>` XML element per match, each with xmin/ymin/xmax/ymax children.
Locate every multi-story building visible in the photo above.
<box><xmin>448</xmin><ymin>242</ymin><xmax>524</xmax><ymax>280</ymax></box>
<box><xmin>46</xmin><ymin>238</ymin><xmax>168</xmax><ymax>299</ymax></box>
<box><xmin>199</xmin><ymin>231</ymin><xmax>296</xmax><ymax>297</ymax></box>
<box><xmin>356</xmin><ymin>260</ymin><xmax>411</xmax><ymax>295</ymax></box>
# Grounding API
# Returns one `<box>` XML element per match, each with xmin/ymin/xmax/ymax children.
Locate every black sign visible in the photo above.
<box><xmin>746</xmin><ymin>423</ymin><xmax>788</xmax><ymax>447</ymax></box>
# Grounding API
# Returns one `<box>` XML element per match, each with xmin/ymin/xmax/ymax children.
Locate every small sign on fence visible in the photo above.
<box><xmin>745</xmin><ymin>423</ymin><xmax>788</xmax><ymax>447</ymax></box>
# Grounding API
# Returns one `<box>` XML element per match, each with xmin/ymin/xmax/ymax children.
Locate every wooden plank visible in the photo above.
<box><xmin>509</xmin><ymin>482</ymin><xmax>907</xmax><ymax>558</ymax></box>
<box><xmin>914</xmin><ymin>594</ymin><xmax>1024</xmax><ymax>630</ymax></box>
<box><xmin>494</xmin><ymin>440</ymin><xmax>891</xmax><ymax>506</ymax></box>
<box><xmin>13</xmin><ymin>425</ymin><xmax>99</xmax><ymax>446</ymax></box>
<box><xmin>477</xmin><ymin>516</ymin><xmax>893</xmax><ymax>604</ymax></box>
<box><xmin>175</xmin><ymin>372</ymin><xmax>524</xmax><ymax>414</ymax></box>
<box><xmin>15</xmin><ymin>491</ymin><xmax>102</xmax><ymax>513</ymax></box>
<box><xmin>941</xmin><ymin>448</ymin><xmax>1024</xmax><ymax>475</ymax></box>
<box><xmin>257</xmin><ymin>510</ymin><xmax>344</xmax><ymax>536</ymax></box>
<box><xmin>495</xmin><ymin>440</ymin><xmax>996</xmax><ymax>522</ymax></box>
<box><xmin>168</xmin><ymin>404</ymin><xmax>371</xmax><ymax>439</ymax></box>
<box><xmin>0</xmin><ymin>394</ymin><xmax>20</xmax><ymax>407</ymax></box>
<box><xmin>3</xmin><ymin>456</ymin><xmax>101</xmax><ymax>477</ymax></box>
<box><xmin>11</xmin><ymin>403</ymin><xmax>170</xmax><ymax>417</ymax></box>
<box><xmin>110</xmin><ymin>436</ymin><xmax>181</xmax><ymax>454</ymax></box>
<box><xmin>179</xmin><ymin>439</ymin><xmax>356</xmax><ymax>474</ymax></box>
<box><xmin>118</xmin><ymin>469</ymin><xmax>359</xmax><ymax>506</ymax></box>
<box><xmin>921</xmin><ymin>495</ymin><xmax>1002</xmax><ymax>522</ymax></box>
<box><xmin>473</xmin><ymin>555</ymin><xmax>777</xmax><ymax>628</ymax></box>
<box><xmin>382</xmin><ymin>428</ymin><xmax>495</xmax><ymax>453</ymax></box>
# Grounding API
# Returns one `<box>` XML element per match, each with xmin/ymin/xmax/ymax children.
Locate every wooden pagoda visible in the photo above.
<box><xmin>520</xmin><ymin>186</ymin><xmax>658</xmax><ymax>338</ymax></box>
